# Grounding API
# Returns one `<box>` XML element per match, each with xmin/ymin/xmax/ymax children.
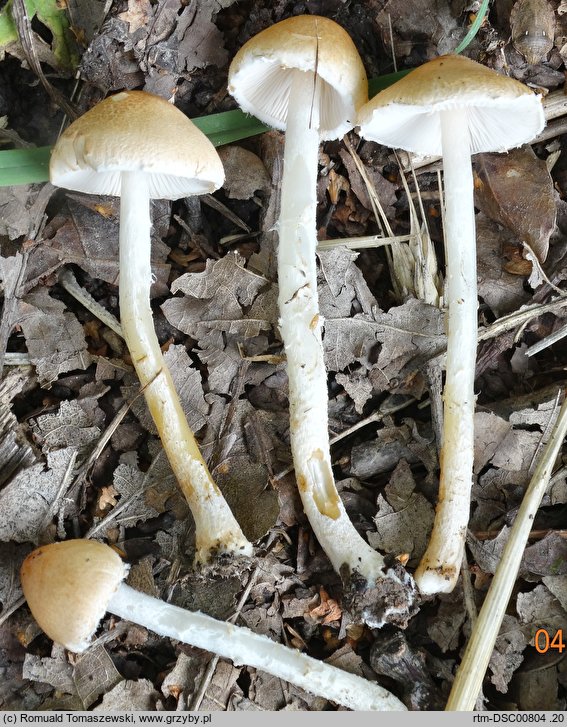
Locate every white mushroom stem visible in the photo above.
<box><xmin>118</xmin><ymin>172</ymin><xmax>252</xmax><ymax>565</ymax></box>
<box><xmin>107</xmin><ymin>581</ymin><xmax>406</xmax><ymax>711</ymax></box>
<box><xmin>277</xmin><ymin>70</ymin><xmax>393</xmax><ymax>587</ymax></box>
<box><xmin>414</xmin><ymin>109</ymin><xmax>478</xmax><ymax>594</ymax></box>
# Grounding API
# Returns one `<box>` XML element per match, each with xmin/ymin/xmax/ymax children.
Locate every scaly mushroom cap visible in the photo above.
<box><xmin>21</xmin><ymin>540</ymin><xmax>128</xmax><ymax>652</ymax></box>
<box><xmin>228</xmin><ymin>15</ymin><xmax>368</xmax><ymax>140</ymax></box>
<box><xmin>357</xmin><ymin>54</ymin><xmax>545</xmax><ymax>155</ymax></box>
<box><xmin>50</xmin><ymin>91</ymin><xmax>225</xmax><ymax>199</ymax></box>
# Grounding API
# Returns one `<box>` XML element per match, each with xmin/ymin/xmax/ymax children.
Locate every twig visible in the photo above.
<box><xmin>316</xmin><ymin>233</ymin><xmax>416</xmax><ymax>250</ymax></box>
<box><xmin>478</xmin><ymin>296</ymin><xmax>567</xmax><ymax>343</ymax></box>
<box><xmin>11</xmin><ymin>0</ymin><xmax>78</xmax><ymax>120</ymax></box>
<box><xmin>58</xmin><ymin>268</ymin><xmax>123</xmax><ymax>338</ymax></box>
<box><xmin>522</xmin><ymin>241</ymin><xmax>567</xmax><ymax>297</ymax></box>
<box><xmin>446</xmin><ymin>390</ymin><xmax>567</xmax><ymax>711</ymax></box>
<box><xmin>272</xmin><ymin>395</ymin><xmax>416</xmax><ymax>481</ymax></box>
<box><xmin>525</xmin><ymin>323</ymin><xmax>567</xmax><ymax>357</ymax></box>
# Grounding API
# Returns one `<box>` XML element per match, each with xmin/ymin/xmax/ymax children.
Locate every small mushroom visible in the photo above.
<box><xmin>50</xmin><ymin>91</ymin><xmax>252</xmax><ymax>567</ymax></box>
<box><xmin>228</xmin><ymin>16</ymin><xmax>415</xmax><ymax>626</ymax></box>
<box><xmin>20</xmin><ymin>540</ymin><xmax>406</xmax><ymax>712</ymax></box>
<box><xmin>357</xmin><ymin>55</ymin><xmax>545</xmax><ymax>594</ymax></box>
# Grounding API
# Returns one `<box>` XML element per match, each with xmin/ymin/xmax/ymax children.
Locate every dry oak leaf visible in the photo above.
<box><xmin>369</xmin><ymin>459</ymin><xmax>435</xmax><ymax>565</ymax></box>
<box><xmin>31</xmin><ymin>398</ymin><xmax>102</xmax><ymax>455</ymax></box>
<box><xmin>324</xmin><ymin>298</ymin><xmax>445</xmax><ymax>380</ymax></box>
<box><xmin>0</xmin><ymin>447</ymin><xmax>77</xmax><ymax>543</ymax></box>
<box><xmin>22</xmin><ymin>646</ymin><xmax>76</xmax><ymax>695</ymax></box>
<box><xmin>476</xmin><ymin>213</ymin><xmax>531</xmax><ymax>317</ymax></box>
<box><xmin>165</xmin><ymin>252</ymin><xmax>271</xmax><ymax>341</ymax></box>
<box><xmin>308</xmin><ymin>587</ymin><xmax>342</xmax><ymax>625</ymax></box>
<box><xmin>93</xmin><ymin>679</ymin><xmax>159</xmax><ymax>712</ymax></box>
<box><xmin>517</xmin><ymin>584</ymin><xmax>567</xmax><ymax>641</ymax></box>
<box><xmin>121</xmin><ymin>344</ymin><xmax>208</xmax><ymax>434</ymax></box>
<box><xmin>42</xmin><ymin>198</ymin><xmax>170</xmax><ymax>293</ymax></box>
<box><xmin>73</xmin><ymin>646</ymin><xmax>123</xmax><ymax>709</ymax></box>
<box><xmin>18</xmin><ymin>287</ymin><xmax>92</xmax><ymax>387</ymax></box>
<box><xmin>490</xmin><ymin>615</ymin><xmax>528</xmax><ymax>694</ymax></box>
<box><xmin>218</xmin><ymin>146</ymin><xmax>270</xmax><ymax>200</ymax></box>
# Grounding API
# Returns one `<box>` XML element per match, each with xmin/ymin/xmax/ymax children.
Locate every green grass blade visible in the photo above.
<box><xmin>0</xmin><ymin>146</ymin><xmax>51</xmax><ymax>185</ymax></box>
<box><xmin>454</xmin><ymin>0</ymin><xmax>490</xmax><ymax>54</ymax></box>
<box><xmin>193</xmin><ymin>109</ymin><xmax>269</xmax><ymax>146</ymax></box>
<box><xmin>368</xmin><ymin>69</ymin><xmax>412</xmax><ymax>97</ymax></box>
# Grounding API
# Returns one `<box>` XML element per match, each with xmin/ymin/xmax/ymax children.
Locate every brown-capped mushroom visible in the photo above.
<box><xmin>357</xmin><ymin>55</ymin><xmax>545</xmax><ymax>594</ymax></box>
<box><xmin>21</xmin><ymin>539</ymin><xmax>406</xmax><ymax>712</ymax></box>
<box><xmin>228</xmin><ymin>16</ymin><xmax>415</xmax><ymax>626</ymax></box>
<box><xmin>50</xmin><ymin>91</ymin><xmax>252</xmax><ymax>566</ymax></box>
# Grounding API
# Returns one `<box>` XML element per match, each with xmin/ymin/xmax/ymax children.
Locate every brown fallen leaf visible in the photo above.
<box><xmin>370</xmin><ymin>459</ymin><xmax>435</xmax><ymax>566</ymax></box>
<box><xmin>476</xmin><ymin>213</ymin><xmax>531</xmax><ymax>316</ymax></box>
<box><xmin>218</xmin><ymin>146</ymin><xmax>270</xmax><ymax>200</ymax></box>
<box><xmin>18</xmin><ymin>287</ymin><xmax>93</xmax><ymax>387</ymax></box>
<box><xmin>93</xmin><ymin>679</ymin><xmax>159</xmax><ymax>711</ymax></box>
<box><xmin>474</xmin><ymin>146</ymin><xmax>556</xmax><ymax>266</ymax></box>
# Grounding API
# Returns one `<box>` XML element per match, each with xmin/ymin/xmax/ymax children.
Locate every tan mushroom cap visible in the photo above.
<box><xmin>50</xmin><ymin>91</ymin><xmax>225</xmax><ymax>199</ymax></box>
<box><xmin>228</xmin><ymin>15</ymin><xmax>367</xmax><ymax>140</ymax></box>
<box><xmin>21</xmin><ymin>540</ymin><xmax>128</xmax><ymax>652</ymax></box>
<box><xmin>357</xmin><ymin>54</ymin><xmax>545</xmax><ymax>156</ymax></box>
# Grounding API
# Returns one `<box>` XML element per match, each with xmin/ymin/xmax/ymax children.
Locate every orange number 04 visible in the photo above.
<box><xmin>535</xmin><ymin>628</ymin><xmax>566</xmax><ymax>654</ymax></box>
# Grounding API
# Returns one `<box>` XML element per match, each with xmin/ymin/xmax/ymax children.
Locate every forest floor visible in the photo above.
<box><xmin>1</xmin><ymin>0</ymin><xmax>567</xmax><ymax>712</ymax></box>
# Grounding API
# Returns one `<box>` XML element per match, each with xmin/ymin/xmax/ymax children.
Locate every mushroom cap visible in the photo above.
<box><xmin>357</xmin><ymin>54</ymin><xmax>545</xmax><ymax>156</ymax></box>
<box><xmin>50</xmin><ymin>91</ymin><xmax>225</xmax><ymax>199</ymax></box>
<box><xmin>21</xmin><ymin>540</ymin><xmax>128</xmax><ymax>652</ymax></box>
<box><xmin>228</xmin><ymin>15</ymin><xmax>367</xmax><ymax>140</ymax></box>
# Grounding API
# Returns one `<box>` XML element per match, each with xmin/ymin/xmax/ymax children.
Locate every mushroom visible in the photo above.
<box><xmin>50</xmin><ymin>91</ymin><xmax>252</xmax><ymax>566</ymax></box>
<box><xmin>356</xmin><ymin>55</ymin><xmax>545</xmax><ymax>594</ymax></box>
<box><xmin>20</xmin><ymin>540</ymin><xmax>406</xmax><ymax>712</ymax></box>
<box><xmin>228</xmin><ymin>16</ymin><xmax>415</xmax><ymax>626</ymax></box>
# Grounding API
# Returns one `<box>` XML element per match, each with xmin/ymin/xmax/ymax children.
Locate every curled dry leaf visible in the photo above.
<box><xmin>511</xmin><ymin>0</ymin><xmax>555</xmax><ymax>64</ymax></box>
